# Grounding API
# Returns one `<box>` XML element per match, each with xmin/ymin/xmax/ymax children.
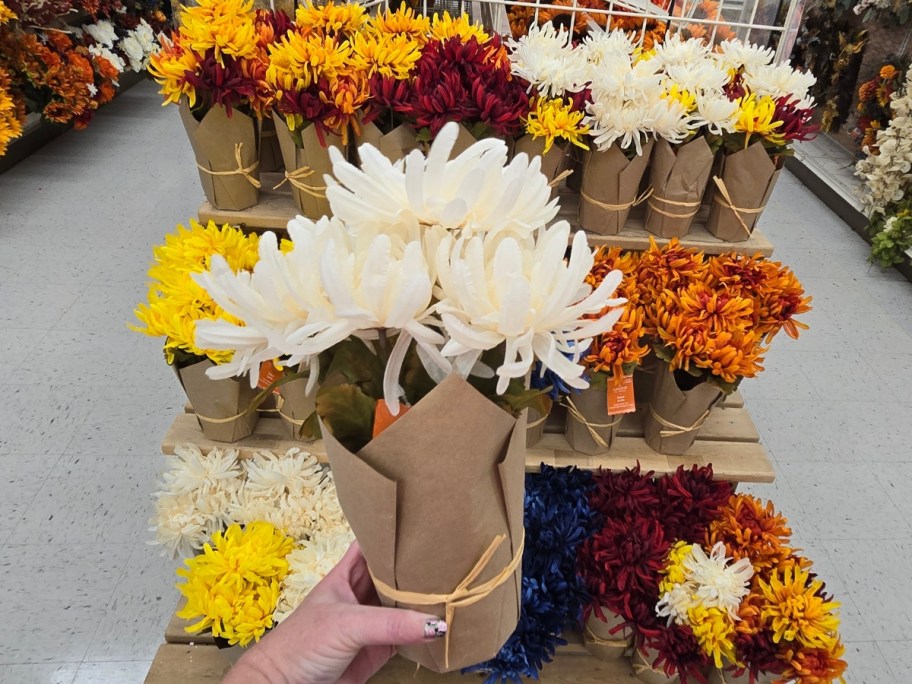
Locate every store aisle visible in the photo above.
<box><xmin>0</xmin><ymin>80</ymin><xmax>909</xmax><ymax>683</ymax></box>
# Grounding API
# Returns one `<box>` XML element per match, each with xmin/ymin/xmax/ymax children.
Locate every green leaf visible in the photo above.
<box><xmin>497</xmin><ymin>387</ymin><xmax>552</xmax><ymax>417</ymax></box>
<box><xmin>324</xmin><ymin>338</ymin><xmax>385</xmax><ymax>397</ymax></box>
<box><xmin>315</xmin><ymin>383</ymin><xmax>376</xmax><ymax>452</ymax></box>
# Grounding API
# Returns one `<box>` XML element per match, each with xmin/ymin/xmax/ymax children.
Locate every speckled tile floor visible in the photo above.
<box><xmin>0</xmin><ymin>80</ymin><xmax>910</xmax><ymax>683</ymax></box>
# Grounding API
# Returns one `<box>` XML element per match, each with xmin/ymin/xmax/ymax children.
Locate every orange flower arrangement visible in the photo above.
<box><xmin>516</xmin><ymin>0</ymin><xmax>667</xmax><ymax>46</ymax></box>
<box><xmin>707</xmin><ymin>494</ymin><xmax>796</xmax><ymax>576</ymax></box>
<box><xmin>671</xmin><ymin>0</ymin><xmax>737</xmax><ymax>42</ymax></box>
<box><xmin>636</xmin><ymin>238</ymin><xmax>709</xmax><ymax>321</ymax></box>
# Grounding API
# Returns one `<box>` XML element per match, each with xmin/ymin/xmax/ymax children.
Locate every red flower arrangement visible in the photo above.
<box><xmin>656</xmin><ymin>465</ymin><xmax>734</xmax><ymax>543</ymax></box>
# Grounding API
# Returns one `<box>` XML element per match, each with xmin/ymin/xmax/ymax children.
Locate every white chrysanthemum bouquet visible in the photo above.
<box><xmin>189</xmin><ymin>122</ymin><xmax>626</xmax><ymax>672</ymax></box>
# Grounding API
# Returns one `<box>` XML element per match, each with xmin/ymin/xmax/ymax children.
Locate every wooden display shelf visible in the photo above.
<box><xmin>197</xmin><ymin>175</ymin><xmax>773</xmax><ymax>257</ymax></box>
<box><xmin>161</xmin><ymin>390</ymin><xmax>774</xmax><ymax>483</ymax></box>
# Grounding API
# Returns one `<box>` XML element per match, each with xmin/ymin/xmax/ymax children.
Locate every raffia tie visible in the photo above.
<box><xmin>547</xmin><ymin>168</ymin><xmax>574</xmax><ymax>188</ymax></box>
<box><xmin>632</xmin><ymin>659</ymin><xmax>676</xmax><ymax>682</ymax></box>
<box><xmin>712</xmin><ymin>176</ymin><xmax>766</xmax><ymax>239</ymax></box>
<box><xmin>648</xmin><ymin>406</ymin><xmax>710</xmax><ymax>438</ymax></box>
<box><xmin>647</xmin><ymin>194</ymin><xmax>701</xmax><ymax>219</ymax></box>
<box><xmin>274</xmin><ymin>394</ymin><xmax>309</xmax><ymax>427</ymax></box>
<box><xmin>274</xmin><ymin>165</ymin><xmax>327</xmax><ymax>198</ymax></box>
<box><xmin>583</xmin><ymin>624</ymin><xmax>629</xmax><ymax>648</ymax></box>
<box><xmin>369</xmin><ymin>532</ymin><xmax>524</xmax><ymax>670</ymax></box>
<box><xmin>196</xmin><ymin>143</ymin><xmax>261</xmax><ymax>189</ymax></box>
<box><xmin>581</xmin><ymin>187</ymin><xmax>653</xmax><ymax>212</ymax></box>
<box><xmin>563</xmin><ymin>397</ymin><xmax>622</xmax><ymax>449</ymax></box>
<box><xmin>526</xmin><ymin>413</ymin><xmax>548</xmax><ymax>429</ymax></box>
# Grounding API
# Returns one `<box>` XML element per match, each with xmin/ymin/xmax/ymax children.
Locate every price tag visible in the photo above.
<box><xmin>607</xmin><ymin>374</ymin><xmax>636</xmax><ymax>415</ymax></box>
<box><xmin>257</xmin><ymin>360</ymin><xmax>283</xmax><ymax>394</ymax></box>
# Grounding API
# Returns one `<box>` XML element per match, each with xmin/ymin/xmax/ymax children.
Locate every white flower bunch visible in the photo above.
<box><xmin>743</xmin><ymin>62</ymin><xmax>816</xmax><ymax>102</ymax></box>
<box><xmin>713</xmin><ymin>39</ymin><xmax>775</xmax><ymax>73</ymax></box>
<box><xmin>89</xmin><ymin>44</ymin><xmax>126</xmax><ymax>75</ymax></box>
<box><xmin>274</xmin><ymin>531</ymin><xmax>355</xmax><ymax>623</ymax></box>
<box><xmin>579</xmin><ymin>26</ymin><xmax>635</xmax><ymax>65</ymax></box>
<box><xmin>84</xmin><ymin>20</ymin><xmax>118</xmax><ymax>47</ymax></box>
<box><xmin>119</xmin><ymin>20</ymin><xmax>158</xmax><ymax>72</ymax></box>
<box><xmin>656</xmin><ymin>542</ymin><xmax>754</xmax><ymax>626</ymax></box>
<box><xmin>507</xmin><ymin>23</ymin><xmax>590</xmax><ymax>98</ymax></box>
<box><xmin>856</xmin><ymin>71</ymin><xmax>912</xmax><ymax>216</ymax></box>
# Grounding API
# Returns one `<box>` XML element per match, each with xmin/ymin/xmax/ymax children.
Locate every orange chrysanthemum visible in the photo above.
<box><xmin>779</xmin><ymin>641</ymin><xmax>848</xmax><ymax>684</ymax></box>
<box><xmin>678</xmin><ymin>281</ymin><xmax>755</xmax><ymax>334</ymax></box>
<box><xmin>880</xmin><ymin>64</ymin><xmax>898</xmax><ymax>80</ymax></box>
<box><xmin>637</xmin><ymin>238</ymin><xmax>709</xmax><ymax>313</ymax></box>
<box><xmin>708</xmin><ymin>494</ymin><xmax>795</xmax><ymax>576</ymax></box>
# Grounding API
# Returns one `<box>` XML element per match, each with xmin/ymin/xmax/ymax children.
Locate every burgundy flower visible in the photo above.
<box><xmin>184</xmin><ymin>52</ymin><xmax>258</xmax><ymax>114</ymax></box>
<box><xmin>656</xmin><ymin>465</ymin><xmax>733</xmax><ymax>543</ymax></box>
<box><xmin>590</xmin><ymin>465</ymin><xmax>660</xmax><ymax>520</ymax></box>
<box><xmin>773</xmin><ymin>96</ymin><xmax>818</xmax><ymax>142</ymax></box>
<box><xmin>733</xmin><ymin>629</ymin><xmax>788</xmax><ymax>679</ymax></box>
<box><xmin>645</xmin><ymin>625</ymin><xmax>711</xmax><ymax>684</ymax></box>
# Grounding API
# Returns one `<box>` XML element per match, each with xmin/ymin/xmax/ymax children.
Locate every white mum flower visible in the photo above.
<box><xmin>580</xmin><ymin>25</ymin><xmax>635</xmax><ymax>65</ymax></box>
<box><xmin>588</xmin><ymin>53</ymin><xmax>663</xmax><ymax>106</ymax></box>
<box><xmin>682</xmin><ymin>543</ymin><xmax>754</xmax><ymax>620</ymax></box>
<box><xmin>508</xmin><ymin>23</ymin><xmax>589</xmax><ymax>98</ymax></box>
<box><xmin>274</xmin><ymin>532</ymin><xmax>355</xmax><ymax>623</ymax></box>
<box><xmin>84</xmin><ymin>20</ymin><xmax>117</xmax><ymax>47</ymax></box>
<box><xmin>650</xmin><ymin>98</ymin><xmax>695</xmax><ymax>145</ymax></box>
<box><xmin>435</xmin><ymin>222</ymin><xmax>625</xmax><ymax>394</ymax></box>
<box><xmin>584</xmin><ymin>99</ymin><xmax>656</xmax><ymax>154</ymax></box>
<box><xmin>134</xmin><ymin>19</ymin><xmax>157</xmax><ymax>53</ymax></box>
<box><xmin>656</xmin><ymin>581</ymin><xmax>697</xmax><ymax>626</ymax></box>
<box><xmin>326</xmin><ymin>122</ymin><xmax>559</xmax><ymax>244</ymax></box>
<box><xmin>120</xmin><ymin>35</ymin><xmax>147</xmax><ymax>71</ymax></box>
<box><xmin>159</xmin><ymin>444</ymin><xmax>242</xmax><ymax>498</ymax></box>
<box><xmin>743</xmin><ymin>62</ymin><xmax>816</xmax><ymax>100</ymax></box>
<box><xmin>714</xmin><ymin>40</ymin><xmax>775</xmax><ymax>72</ymax></box>
<box><xmin>694</xmin><ymin>92</ymin><xmax>740</xmax><ymax>135</ymax></box>
<box><xmin>243</xmin><ymin>448</ymin><xmax>327</xmax><ymax>498</ymax></box>
<box><xmin>89</xmin><ymin>44</ymin><xmax>126</xmax><ymax>74</ymax></box>
<box><xmin>651</xmin><ymin>33</ymin><xmax>710</xmax><ymax>70</ymax></box>
<box><xmin>664</xmin><ymin>61</ymin><xmax>730</xmax><ymax>95</ymax></box>
<box><xmin>150</xmin><ymin>493</ymin><xmax>218</xmax><ymax>558</ymax></box>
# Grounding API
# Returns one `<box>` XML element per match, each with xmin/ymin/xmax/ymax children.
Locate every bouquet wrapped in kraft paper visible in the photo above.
<box><xmin>645</xmin><ymin>138</ymin><xmax>715</xmax><ymax>239</ymax></box>
<box><xmin>176</xmin><ymin>360</ymin><xmax>260</xmax><ymax>443</ymax></box>
<box><xmin>355</xmin><ymin>121</ymin><xmax>420</xmax><ymax>165</ymax></box>
<box><xmin>584</xmin><ymin>607</ymin><xmax>632</xmax><ymax>661</ymax></box>
<box><xmin>513</xmin><ymin>135</ymin><xmax>572</xmax><ymax>187</ymax></box>
<box><xmin>706</xmin><ymin>142</ymin><xmax>782</xmax><ymax>242</ymax></box>
<box><xmin>579</xmin><ymin>141</ymin><xmax>654</xmax><ymax>235</ymax></box>
<box><xmin>257</xmin><ymin>116</ymin><xmax>284</xmax><ymax>174</ymax></box>
<box><xmin>633</xmin><ymin>647</ymin><xmax>683</xmax><ymax>684</ymax></box>
<box><xmin>275</xmin><ymin>365</ymin><xmax>317</xmax><ymax>441</ymax></box>
<box><xmin>273</xmin><ymin>115</ymin><xmax>343</xmax><ymax>219</ymax></box>
<box><xmin>564</xmin><ymin>385</ymin><xmax>622</xmax><ymax>455</ymax></box>
<box><xmin>179</xmin><ymin>101</ymin><xmax>261</xmax><ymax>211</ymax></box>
<box><xmin>643</xmin><ymin>362</ymin><xmax>723</xmax><ymax>455</ymax></box>
<box><xmin>324</xmin><ymin>375</ymin><xmax>526</xmax><ymax>672</ymax></box>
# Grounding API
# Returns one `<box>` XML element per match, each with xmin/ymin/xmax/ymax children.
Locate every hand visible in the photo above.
<box><xmin>223</xmin><ymin>542</ymin><xmax>447</xmax><ymax>684</ymax></box>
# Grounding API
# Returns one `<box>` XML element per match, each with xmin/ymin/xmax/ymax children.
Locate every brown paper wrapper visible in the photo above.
<box><xmin>447</xmin><ymin>124</ymin><xmax>482</xmax><ymax>158</ymax></box>
<box><xmin>355</xmin><ymin>121</ymin><xmax>421</xmax><ymax>165</ymax></box>
<box><xmin>645</xmin><ymin>138</ymin><xmax>714</xmax><ymax>238</ymax></box>
<box><xmin>584</xmin><ymin>608</ymin><xmax>631</xmax><ymax>661</ymax></box>
<box><xmin>566</xmin><ymin>144</ymin><xmax>584</xmax><ymax>192</ymax></box>
<box><xmin>564</xmin><ymin>386</ymin><xmax>620</xmax><ymax>455</ymax></box>
<box><xmin>707</xmin><ymin>669</ymin><xmax>777</xmax><ymax>684</ymax></box>
<box><xmin>273</xmin><ymin>112</ymin><xmax>342</xmax><ymax>218</ymax></box>
<box><xmin>276</xmin><ymin>366</ymin><xmax>317</xmax><ymax>440</ymax></box>
<box><xmin>633</xmin><ymin>352</ymin><xmax>657</xmax><ymax>409</ymax></box>
<box><xmin>257</xmin><ymin>116</ymin><xmax>284</xmax><ymax>173</ymax></box>
<box><xmin>179</xmin><ymin>100</ymin><xmax>260</xmax><ymax>211</ymax></box>
<box><xmin>323</xmin><ymin>375</ymin><xmax>524</xmax><ymax>672</ymax></box>
<box><xmin>705</xmin><ymin>142</ymin><xmax>782</xmax><ymax>242</ymax></box>
<box><xmin>175</xmin><ymin>359</ymin><xmax>259</xmax><ymax>443</ymax></box>
<box><xmin>512</xmin><ymin>135</ymin><xmax>571</xmax><ymax>187</ymax></box>
<box><xmin>579</xmin><ymin>140</ymin><xmax>654</xmax><ymax>235</ymax></box>
<box><xmin>643</xmin><ymin>361</ymin><xmax>723</xmax><ymax>455</ymax></box>
<box><xmin>632</xmin><ymin>648</ymin><xmax>682</xmax><ymax>684</ymax></box>
<box><xmin>526</xmin><ymin>406</ymin><xmax>547</xmax><ymax>447</ymax></box>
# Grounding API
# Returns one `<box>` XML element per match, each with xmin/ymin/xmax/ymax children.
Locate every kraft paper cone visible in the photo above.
<box><xmin>257</xmin><ymin>116</ymin><xmax>284</xmax><ymax>173</ymax></box>
<box><xmin>446</xmin><ymin>124</ymin><xmax>482</xmax><ymax>158</ymax></box>
<box><xmin>512</xmin><ymin>135</ymin><xmax>571</xmax><ymax>187</ymax></box>
<box><xmin>564</xmin><ymin>386</ymin><xmax>620</xmax><ymax>455</ymax></box>
<box><xmin>707</xmin><ymin>669</ymin><xmax>777</xmax><ymax>684</ymax></box>
<box><xmin>645</xmin><ymin>137</ymin><xmax>714</xmax><ymax>238</ymax></box>
<box><xmin>175</xmin><ymin>360</ymin><xmax>259</xmax><ymax>443</ymax></box>
<box><xmin>632</xmin><ymin>648</ymin><xmax>681</xmax><ymax>684</ymax></box>
<box><xmin>276</xmin><ymin>366</ymin><xmax>317</xmax><ymax>441</ymax></box>
<box><xmin>566</xmin><ymin>145</ymin><xmax>584</xmax><ymax>192</ymax></box>
<box><xmin>526</xmin><ymin>406</ymin><xmax>546</xmax><ymax>447</ymax></box>
<box><xmin>633</xmin><ymin>352</ymin><xmax>657</xmax><ymax>409</ymax></box>
<box><xmin>355</xmin><ymin>121</ymin><xmax>420</xmax><ymax>165</ymax></box>
<box><xmin>644</xmin><ymin>361</ymin><xmax>723</xmax><ymax>455</ymax></box>
<box><xmin>579</xmin><ymin>140</ymin><xmax>654</xmax><ymax>235</ymax></box>
<box><xmin>584</xmin><ymin>608</ymin><xmax>631</xmax><ymax>661</ymax></box>
<box><xmin>273</xmin><ymin>113</ymin><xmax>342</xmax><ymax>218</ymax></box>
<box><xmin>706</xmin><ymin>142</ymin><xmax>782</xmax><ymax>242</ymax></box>
<box><xmin>179</xmin><ymin>100</ymin><xmax>260</xmax><ymax>211</ymax></box>
<box><xmin>323</xmin><ymin>375</ymin><xmax>525</xmax><ymax>672</ymax></box>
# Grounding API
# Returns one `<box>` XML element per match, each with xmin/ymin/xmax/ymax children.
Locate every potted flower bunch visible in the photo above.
<box><xmin>644</xmin><ymin>35</ymin><xmax>739</xmax><ymax>239</ymax></box>
<box><xmin>566</xmin><ymin>246</ymin><xmax>648</xmax><ymax>454</ymax></box>
<box><xmin>641</xmin><ymin>244</ymin><xmax>811</xmax><ymax>455</ymax></box>
<box><xmin>507</xmin><ymin>23</ymin><xmax>591</xmax><ymax>185</ymax></box>
<box><xmin>191</xmin><ymin>124</ymin><xmax>626</xmax><ymax>671</ymax></box>
<box><xmin>148</xmin><ymin>0</ymin><xmax>286</xmax><ymax>210</ymax></box>
<box><xmin>132</xmin><ymin>219</ymin><xmax>262</xmax><ymax>442</ymax></box>
<box><xmin>579</xmin><ymin>29</ymin><xmax>693</xmax><ymax>234</ymax></box>
<box><xmin>705</xmin><ymin>40</ymin><xmax>818</xmax><ymax>241</ymax></box>
<box><xmin>705</xmin><ymin>494</ymin><xmax>847</xmax><ymax>684</ymax></box>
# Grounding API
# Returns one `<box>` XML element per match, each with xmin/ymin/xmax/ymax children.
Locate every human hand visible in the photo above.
<box><xmin>223</xmin><ymin>542</ymin><xmax>447</xmax><ymax>684</ymax></box>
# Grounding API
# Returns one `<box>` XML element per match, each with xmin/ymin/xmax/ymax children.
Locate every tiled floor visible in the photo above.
<box><xmin>0</xmin><ymin>80</ymin><xmax>909</xmax><ymax>682</ymax></box>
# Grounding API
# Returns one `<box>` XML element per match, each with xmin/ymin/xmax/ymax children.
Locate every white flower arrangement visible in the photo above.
<box><xmin>507</xmin><ymin>23</ymin><xmax>590</xmax><ymax>98</ymax></box>
<box><xmin>713</xmin><ymin>39</ymin><xmax>775</xmax><ymax>73</ymax></box>
<box><xmin>274</xmin><ymin>532</ymin><xmax>355</xmax><ymax>623</ymax></box>
<box><xmin>89</xmin><ymin>44</ymin><xmax>126</xmax><ymax>75</ymax></box>
<box><xmin>84</xmin><ymin>20</ymin><xmax>118</xmax><ymax>47</ymax></box>
<box><xmin>743</xmin><ymin>62</ymin><xmax>816</xmax><ymax>102</ymax></box>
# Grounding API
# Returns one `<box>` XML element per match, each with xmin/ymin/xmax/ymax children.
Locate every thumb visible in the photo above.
<box><xmin>341</xmin><ymin>605</ymin><xmax>448</xmax><ymax>649</ymax></box>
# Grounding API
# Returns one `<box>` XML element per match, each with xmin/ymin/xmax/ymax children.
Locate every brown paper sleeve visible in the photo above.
<box><xmin>324</xmin><ymin>375</ymin><xmax>524</xmax><ymax>672</ymax></box>
<box><xmin>564</xmin><ymin>386</ymin><xmax>618</xmax><ymax>455</ymax></box>
<box><xmin>578</xmin><ymin>140</ymin><xmax>653</xmax><ymax>235</ymax></box>
<box><xmin>273</xmin><ymin>113</ymin><xmax>341</xmax><ymax>218</ymax></box>
<box><xmin>174</xmin><ymin>360</ymin><xmax>259</xmax><ymax>443</ymax></box>
<box><xmin>179</xmin><ymin>100</ymin><xmax>259</xmax><ymax>211</ymax></box>
<box><xmin>447</xmin><ymin>124</ymin><xmax>480</xmax><ymax>158</ymax></box>
<box><xmin>512</xmin><ymin>135</ymin><xmax>570</xmax><ymax>184</ymax></box>
<box><xmin>643</xmin><ymin>362</ymin><xmax>722</xmax><ymax>455</ymax></box>
<box><xmin>257</xmin><ymin>116</ymin><xmax>284</xmax><ymax>174</ymax></box>
<box><xmin>705</xmin><ymin>142</ymin><xmax>779</xmax><ymax>242</ymax></box>
<box><xmin>355</xmin><ymin>122</ymin><xmax>420</xmax><ymax>165</ymax></box>
<box><xmin>644</xmin><ymin>137</ymin><xmax>714</xmax><ymax>238</ymax></box>
<box><xmin>276</xmin><ymin>370</ymin><xmax>316</xmax><ymax>440</ymax></box>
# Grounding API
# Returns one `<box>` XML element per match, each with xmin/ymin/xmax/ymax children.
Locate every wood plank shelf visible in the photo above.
<box><xmin>197</xmin><ymin>175</ymin><xmax>773</xmax><ymax>256</ymax></box>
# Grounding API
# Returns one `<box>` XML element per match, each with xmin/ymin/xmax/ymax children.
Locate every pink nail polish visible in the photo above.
<box><xmin>424</xmin><ymin>619</ymin><xmax>448</xmax><ymax>639</ymax></box>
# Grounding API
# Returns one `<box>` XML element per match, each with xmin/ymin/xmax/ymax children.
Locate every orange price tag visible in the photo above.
<box><xmin>607</xmin><ymin>374</ymin><xmax>636</xmax><ymax>415</ymax></box>
<box><xmin>257</xmin><ymin>360</ymin><xmax>283</xmax><ymax>394</ymax></box>
<box><xmin>373</xmin><ymin>400</ymin><xmax>411</xmax><ymax>438</ymax></box>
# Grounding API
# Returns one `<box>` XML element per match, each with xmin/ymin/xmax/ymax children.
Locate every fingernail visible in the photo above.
<box><xmin>424</xmin><ymin>619</ymin><xmax>448</xmax><ymax>639</ymax></box>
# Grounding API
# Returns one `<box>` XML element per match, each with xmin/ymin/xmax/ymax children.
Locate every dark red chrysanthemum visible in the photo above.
<box><xmin>183</xmin><ymin>51</ymin><xmax>258</xmax><ymax>114</ymax></box>
<box><xmin>656</xmin><ymin>465</ymin><xmax>734</xmax><ymax>543</ymax></box>
<box><xmin>645</xmin><ymin>624</ymin><xmax>711</xmax><ymax>684</ymax></box>
<box><xmin>773</xmin><ymin>96</ymin><xmax>818</xmax><ymax>142</ymax></box>
<box><xmin>590</xmin><ymin>465</ymin><xmax>661</xmax><ymax>521</ymax></box>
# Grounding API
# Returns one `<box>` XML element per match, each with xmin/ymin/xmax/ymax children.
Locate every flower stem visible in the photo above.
<box><xmin>377</xmin><ymin>328</ymin><xmax>391</xmax><ymax>366</ymax></box>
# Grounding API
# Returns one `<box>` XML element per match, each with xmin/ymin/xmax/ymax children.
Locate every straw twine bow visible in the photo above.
<box><xmin>368</xmin><ymin>533</ymin><xmax>525</xmax><ymax>670</ymax></box>
<box><xmin>712</xmin><ymin>176</ymin><xmax>766</xmax><ymax>239</ymax></box>
<box><xmin>581</xmin><ymin>187</ymin><xmax>653</xmax><ymax>212</ymax></box>
<box><xmin>547</xmin><ymin>168</ymin><xmax>574</xmax><ymax>188</ymax></box>
<box><xmin>196</xmin><ymin>143</ymin><xmax>261</xmax><ymax>189</ymax></box>
<box><xmin>647</xmin><ymin>194</ymin><xmax>701</xmax><ymax>219</ymax></box>
<box><xmin>583</xmin><ymin>624</ymin><xmax>630</xmax><ymax>648</ymax></box>
<box><xmin>274</xmin><ymin>165</ymin><xmax>327</xmax><ymax>198</ymax></box>
<box><xmin>648</xmin><ymin>406</ymin><xmax>711</xmax><ymax>438</ymax></box>
<box><xmin>563</xmin><ymin>397</ymin><xmax>622</xmax><ymax>449</ymax></box>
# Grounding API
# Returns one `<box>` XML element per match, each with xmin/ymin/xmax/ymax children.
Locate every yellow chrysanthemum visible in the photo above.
<box><xmin>0</xmin><ymin>70</ymin><xmax>23</xmax><ymax>156</ymax></box>
<box><xmin>177</xmin><ymin>522</ymin><xmax>295</xmax><ymax>647</ymax></box>
<box><xmin>428</xmin><ymin>11</ymin><xmax>489</xmax><ymax>43</ymax></box>
<box><xmin>295</xmin><ymin>0</ymin><xmax>367</xmax><ymax>38</ymax></box>
<box><xmin>352</xmin><ymin>31</ymin><xmax>421</xmax><ymax>80</ymax></box>
<box><xmin>663</xmin><ymin>84</ymin><xmax>697</xmax><ymax>114</ymax></box>
<box><xmin>0</xmin><ymin>0</ymin><xmax>17</xmax><ymax>23</ymax></box>
<box><xmin>266</xmin><ymin>32</ymin><xmax>353</xmax><ymax>94</ymax></box>
<box><xmin>659</xmin><ymin>541</ymin><xmax>694</xmax><ymax>594</ymax></box>
<box><xmin>369</xmin><ymin>6</ymin><xmax>430</xmax><ymax>43</ymax></box>
<box><xmin>524</xmin><ymin>97</ymin><xmax>590</xmax><ymax>153</ymax></box>
<box><xmin>148</xmin><ymin>33</ymin><xmax>201</xmax><ymax>107</ymax></box>
<box><xmin>759</xmin><ymin>565</ymin><xmax>841</xmax><ymax>650</ymax></box>
<box><xmin>179</xmin><ymin>0</ymin><xmax>258</xmax><ymax>63</ymax></box>
<box><xmin>734</xmin><ymin>93</ymin><xmax>785</xmax><ymax>148</ymax></box>
<box><xmin>688</xmin><ymin>604</ymin><xmax>737</xmax><ymax>669</ymax></box>
<box><xmin>131</xmin><ymin>219</ymin><xmax>259</xmax><ymax>364</ymax></box>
